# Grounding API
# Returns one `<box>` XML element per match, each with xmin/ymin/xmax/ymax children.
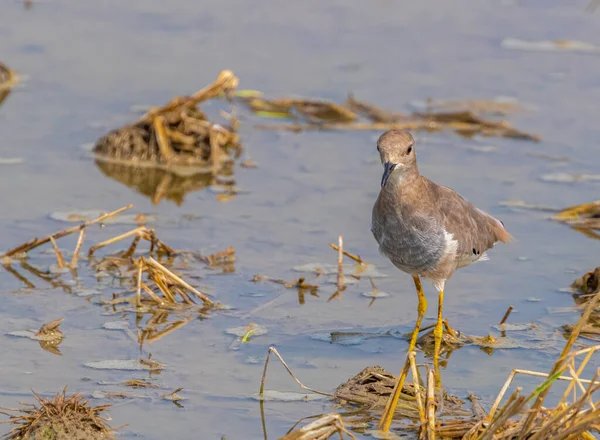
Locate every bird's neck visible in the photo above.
<box><xmin>386</xmin><ymin>166</ymin><xmax>419</xmax><ymax>189</ymax></box>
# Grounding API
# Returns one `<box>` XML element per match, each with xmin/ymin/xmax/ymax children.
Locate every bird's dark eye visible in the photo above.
<box><xmin>406</xmin><ymin>146</ymin><xmax>413</xmax><ymax>154</ymax></box>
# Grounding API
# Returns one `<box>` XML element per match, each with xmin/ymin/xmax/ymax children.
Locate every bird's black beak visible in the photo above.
<box><xmin>381</xmin><ymin>161</ymin><xmax>397</xmax><ymax>187</ymax></box>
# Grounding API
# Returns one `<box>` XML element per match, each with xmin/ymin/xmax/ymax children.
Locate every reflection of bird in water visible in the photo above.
<box><xmin>371</xmin><ymin>129</ymin><xmax>511</xmax><ymax>430</ymax></box>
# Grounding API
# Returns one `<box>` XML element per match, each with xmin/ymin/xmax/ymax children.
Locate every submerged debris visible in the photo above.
<box><xmin>414</xmin><ymin>97</ymin><xmax>527</xmax><ymax>116</ymax></box>
<box><xmin>502</xmin><ymin>37</ymin><xmax>600</xmax><ymax>53</ymax></box>
<box><xmin>246</xmin><ymin>92</ymin><xmax>539</xmax><ymax>141</ymax></box>
<box><xmin>0</xmin><ymin>388</ymin><xmax>114</xmax><ymax>440</ymax></box>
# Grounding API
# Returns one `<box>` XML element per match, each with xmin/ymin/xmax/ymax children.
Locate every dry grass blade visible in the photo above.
<box><xmin>552</xmin><ymin>201</ymin><xmax>600</xmax><ymax>225</ymax></box>
<box><xmin>153</xmin><ymin>115</ymin><xmax>175</xmax><ymax>160</ymax></box>
<box><xmin>49</xmin><ymin>236</ymin><xmax>66</xmax><ymax>268</ymax></box>
<box><xmin>88</xmin><ymin>226</ymin><xmax>175</xmax><ymax>257</ymax></box>
<box><xmin>70</xmin><ymin>228</ymin><xmax>86</xmax><ymax>269</ymax></box>
<box><xmin>2</xmin><ymin>205</ymin><xmax>133</xmax><ymax>258</ymax></box>
<box><xmin>425</xmin><ymin>368</ymin><xmax>436</xmax><ymax>440</ymax></box>
<box><xmin>328</xmin><ymin>243</ymin><xmax>367</xmax><ymax>264</ymax></box>
<box><xmin>259</xmin><ymin>346</ymin><xmax>333</xmax><ymax>398</ymax></box>
<box><xmin>140</xmin><ymin>70</ymin><xmax>239</xmax><ymax>123</ymax></box>
<box><xmin>409</xmin><ymin>352</ymin><xmax>425</xmax><ymax>426</ymax></box>
<box><xmin>499</xmin><ymin>305</ymin><xmax>514</xmax><ymax>325</ymax></box>
<box><xmin>521</xmin><ymin>293</ymin><xmax>600</xmax><ymax>433</ymax></box>
<box><xmin>278</xmin><ymin>413</ymin><xmax>356</xmax><ymax>440</ymax></box>
<box><xmin>144</xmin><ymin>256</ymin><xmax>213</xmax><ymax>305</ymax></box>
<box><xmin>336</xmin><ymin>235</ymin><xmax>343</xmax><ymax>290</ymax></box>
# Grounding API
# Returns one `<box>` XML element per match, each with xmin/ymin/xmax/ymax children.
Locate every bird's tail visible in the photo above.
<box><xmin>492</xmin><ymin>218</ymin><xmax>514</xmax><ymax>243</ymax></box>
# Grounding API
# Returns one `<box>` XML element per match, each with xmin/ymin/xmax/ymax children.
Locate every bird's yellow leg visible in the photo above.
<box><xmin>377</xmin><ymin>275</ymin><xmax>427</xmax><ymax>432</ymax></box>
<box><xmin>433</xmin><ymin>289</ymin><xmax>444</xmax><ymax>389</ymax></box>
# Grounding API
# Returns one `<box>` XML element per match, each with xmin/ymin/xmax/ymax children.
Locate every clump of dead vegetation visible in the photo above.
<box><xmin>94</xmin><ymin>70</ymin><xmax>240</xmax><ymax>168</ymax></box>
<box><xmin>92</xmin><ymin>70</ymin><xmax>241</xmax><ymax>205</ymax></box>
<box><xmin>0</xmin><ymin>388</ymin><xmax>114</xmax><ymax>440</ymax></box>
<box><xmin>258</xmin><ymin>292</ymin><xmax>600</xmax><ymax>439</ymax></box>
<box><xmin>240</xmin><ymin>92</ymin><xmax>539</xmax><ymax>141</ymax></box>
<box><xmin>0</xmin><ymin>62</ymin><xmax>19</xmax><ymax>107</ymax></box>
<box><xmin>563</xmin><ymin>267</ymin><xmax>600</xmax><ymax>342</ymax></box>
<box><xmin>552</xmin><ymin>201</ymin><xmax>600</xmax><ymax>240</ymax></box>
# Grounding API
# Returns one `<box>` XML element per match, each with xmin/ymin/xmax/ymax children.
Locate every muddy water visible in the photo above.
<box><xmin>1</xmin><ymin>0</ymin><xmax>600</xmax><ymax>438</ymax></box>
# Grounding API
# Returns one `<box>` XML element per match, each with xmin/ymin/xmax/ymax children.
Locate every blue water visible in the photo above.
<box><xmin>1</xmin><ymin>0</ymin><xmax>599</xmax><ymax>438</ymax></box>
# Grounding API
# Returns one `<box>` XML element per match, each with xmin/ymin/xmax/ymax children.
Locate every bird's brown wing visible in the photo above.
<box><xmin>425</xmin><ymin>179</ymin><xmax>511</xmax><ymax>264</ymax></box>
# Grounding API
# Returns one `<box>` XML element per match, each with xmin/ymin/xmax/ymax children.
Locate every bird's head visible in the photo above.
<box><xmin>377</xmin><ymin>129</ymin><xmax>417</xmax><ymax>187</ymax></box>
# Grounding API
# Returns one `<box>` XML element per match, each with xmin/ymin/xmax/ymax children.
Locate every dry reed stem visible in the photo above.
<box><xmin>49</xmin><ymin>236</ymin><xmax>65</xmax><ymax>268</ymax></box>
<box><xmin>499</xmin><ymin>305</ymin><xmax>514</xmax><ymax>325</ymax></box>
<box><xmin>136</xmin><ymin>259</ymin><xmax>143</xmax><ymax>307</ymax></box>
<box><xmin>259</xmin><ymin>346</ymin><xmax>333</xmax><ymax>398</ymax></box>
<box><xmin>88</xmin><ymin>227</ymin><xmax>145</xmax><ymax>256</ymax></box>
<box><xmin>328</xmin><ymin>243</ymin><xmax>366</xmax><ymax>264</ymax></box>
<box><xmin>139</xmin><ymin>70</ymin><xmax>238</xmax><ymax>123</ymax></box>
<box><xmin>279</xmin><ymin>413</ymin><xmax>356</xmax><ymax>440</ymax></box>
<box><xmin>153</xmin><ymin>116</ymin><xmax>174</xmax><ymax>160</ymax></box>
<box><xmin>558</xmin><ymin>346</ymin><xmax>599</xmax><ymax>407</ymax></box>
<box><xmin>521</xmin><ymin>293</ymin><xmax>600</xmax><ymax>434</ymax></box>
<box><xmin>140</xmin><ymin>282</ymin><xmax>164</xmax><ymax>304</ymax></box>
<box><xmin>409</xmin><ymin>351</ymin><xmax>425</xmax><ymax>426</ymax></box>
<box><xmin>478</xmin><ymin>389</ymin><xmax>525</xmax><ymax>440</ymax></box>
<box><xmin>70</xmin><ymin>229</ymin><xmax>86</xmax><ymax>269</ymax></box>
<box><xmin>425</xmin><ymin>368</ymin><xmax>436</xmax><ymax>440</ymax></box>
<box><xmin>487</xmin><ymin>368</ymin><xmax>596</xmax><ymax>421</ymax></box>
<box><xmin>2</xmin><ymin>205</ymin><xmax>133</xmax><ymax>258</ymax></box>
<box><xmin>144</xmin><ymin>257</ymin><xmax>213</xmax><ymax>305</ymax></box>
<box><xmin>123</xmin><ymin>235</ymin><xmax>141</xmax><ymax>258</ymax></box>
<box><xmin>337</xmin><ymin>236</ymin><xmax>343</xmax><ymax>290</ymax></box>
<box><xmin>151</xmin><ymin>272</ymin><xmax>177</xmax><ymax>303</ymax></box>
<box><xmin>567</xmin><ymin>363</ymin><xmax>596</xmax><ymax>410</ymax></box>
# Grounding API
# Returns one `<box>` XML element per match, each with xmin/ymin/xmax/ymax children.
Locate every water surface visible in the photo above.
<box><xmin>1</xmin><ymin>1</ymin><xmax>600</xmax><ymax>438</ymax></box>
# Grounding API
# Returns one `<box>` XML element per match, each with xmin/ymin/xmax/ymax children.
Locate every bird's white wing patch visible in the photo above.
<box><xmin>443</xmin><ymin>230</ymin><xmax>458</xmax><ymax>258</ymax></box>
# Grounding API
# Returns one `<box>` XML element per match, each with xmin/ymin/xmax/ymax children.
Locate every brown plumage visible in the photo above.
<box><xmin>371</xmin><ymin>129</ymin><xmax>511</xmax><ymax>291</ymax></box>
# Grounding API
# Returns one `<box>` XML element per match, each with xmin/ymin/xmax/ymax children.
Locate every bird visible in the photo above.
<box><xmin>371</xmin><ymin>129</ymin><xmax>511</xmax><ymax>431</ymax></box>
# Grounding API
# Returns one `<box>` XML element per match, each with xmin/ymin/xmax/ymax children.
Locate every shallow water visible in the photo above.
<box><xmin>1</xmin><ymin>0</ymin><xmax>600</xmax><ymax>438</ymax></box>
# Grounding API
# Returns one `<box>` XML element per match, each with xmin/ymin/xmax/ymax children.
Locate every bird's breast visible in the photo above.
<box><xmin>371</xmin><ymin>208</ymin><xmax>447</xmax><ymax>275</ymax></box>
